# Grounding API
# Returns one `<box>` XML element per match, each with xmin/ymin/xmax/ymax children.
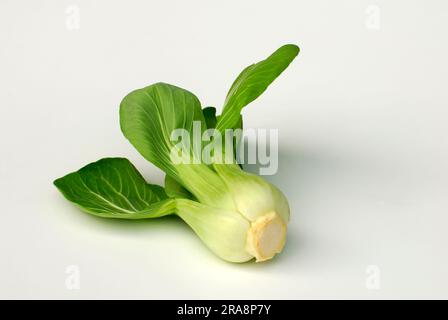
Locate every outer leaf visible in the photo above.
<box><xmin>54</xmin><ymin>158</ymin><xmax>175</xmax><ymax>219</ymax></box>
<box><xmin>120</xmin><ymin>83</ymin><xmax>235</xmax><ymax>209</ymax></box>
<box><xmin>120</xmin><ymin>83</ymin><xmax>206</xmax><ymax>180</ymax></box>
<box><xmin>216</xmin><ymin>44</ymin><xmax>299</xmax><ymax>131</ymax></box>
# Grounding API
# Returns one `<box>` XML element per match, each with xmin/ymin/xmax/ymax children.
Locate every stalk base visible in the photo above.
<box><xmin>246</xmin><ymin>211</ymin><xmax>286</xmax><ymax>262</ymax></box>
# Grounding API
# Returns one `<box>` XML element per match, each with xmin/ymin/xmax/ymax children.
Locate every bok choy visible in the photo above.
<box><xmin>54</xmin><ymin>44</ymin><xmax>300</xmax><ymax>263</ymax></box>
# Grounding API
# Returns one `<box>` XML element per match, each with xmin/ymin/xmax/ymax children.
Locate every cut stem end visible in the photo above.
<box><xmin>246</xmin><ymin>211</ymin><xmax>287</xmax><ymax>262</ymax></box>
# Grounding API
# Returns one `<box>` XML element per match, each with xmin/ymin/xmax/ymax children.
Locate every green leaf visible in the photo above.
<box><xmin>216</xmin><ymin>44</ymin><xmax>299</xmax><ymax>131</ymax></box>
<box><xmin>120</xmin><ymin>83</ymin><xmax>206</xmax><ymax>180</ymax></box>
<box><xmin>54</xmin><ymin>158</ymin><xmax>175</xmax><ymax>219</ymax></box>
<box><xmin>120</xmin><ymin>83</ymin><xmax>235</xmax><ymax>209</ymax></box>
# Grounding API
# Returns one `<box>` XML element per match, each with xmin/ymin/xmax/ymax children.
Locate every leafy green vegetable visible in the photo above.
<box><xmin>54</xmin><ymin>158</ymin><xmax>175</xmax><ymax>219</ymax></box>
<box><xmin>55</xmin><ymin>44</ymin><xmax>299</xmax><ymax>263</ymax></box>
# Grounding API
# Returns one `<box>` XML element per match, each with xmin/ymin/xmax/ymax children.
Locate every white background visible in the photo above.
<box><xmin>1</xmin><ymin>0</ymin><xmax>447</xmax><ymax>299</ymax></box>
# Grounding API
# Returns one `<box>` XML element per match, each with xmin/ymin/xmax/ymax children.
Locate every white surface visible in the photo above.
<box><xmin>1</xmin><ymin>0</ymin><xmax>447</xmax><ymax>299</ymax></box>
